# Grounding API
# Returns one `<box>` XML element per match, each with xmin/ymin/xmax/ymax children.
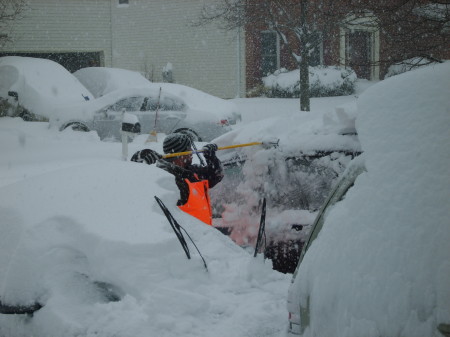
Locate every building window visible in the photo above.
<box><xmin>261</xmin><ymin>31</ymin><xmax>279</xmax><ymax>76</ymax></box>
<box><xmin>340</xmin><ymin>13</ymin><xmax>380</xmax><ymax>80</ymax></box>
<box><xmin>308</xmin><ymin>32</ymin><xmax>323</xmax><ymax>67</ymax></box>
<box><xmin>118</xmin><ymin>0</ymin><xmax>129</xmax><ymax>8</ymax></box>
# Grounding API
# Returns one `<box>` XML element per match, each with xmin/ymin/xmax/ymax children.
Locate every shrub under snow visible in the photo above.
<box><xmin>258</xmin><ymin>66</ymin><xmax>357</xmax><ymax>98</ymax></box>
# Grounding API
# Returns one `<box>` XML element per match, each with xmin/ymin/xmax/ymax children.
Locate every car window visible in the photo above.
<box><xmin>144</xmin><ymin>96</ymin><xmax>186</xmax><ymax>111</ymax></box>
<box><xmin>107</xmin><ymin>96</ymin><xmax>146</xmax><ymax>112</ymax></box>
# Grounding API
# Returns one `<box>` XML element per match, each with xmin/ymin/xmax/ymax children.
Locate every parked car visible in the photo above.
<box><xmin>50</xmin><ymin>85</ymin><xmax>232</xmax><ymax>141</ymax></box>
<box><xmin>210</xmin><ymin>106</ymin><xmax>361</xmax><ymax>273</ymax></box>
<box><xmin>287</xmin><ymin>157</ymin><xmax>365</xmax><ymax>335</ymax></box>
<box><xmin>286</xmin><ymin>62</ymin><xmax>450</xmax><ymax>337</ymax></box>
<box><xmin>74</xmin><ymin>67</ymin><xmax>242</xmax><ymax>125</ymax></box>
<box><xmin>51</xmin><ymin>66</ymin><xmax>240</xmax><ymax>141</ymax></box>
<box><xmin>0</xmin><ymin>56</ymin><xmax>94</xmax><ymax>121</ymax></box>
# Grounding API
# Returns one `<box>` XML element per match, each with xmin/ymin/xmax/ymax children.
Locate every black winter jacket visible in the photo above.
<box><xmin>132</xmin><ymin>150</ymin><xmax>223</xmax><ymax>206</ymax></box>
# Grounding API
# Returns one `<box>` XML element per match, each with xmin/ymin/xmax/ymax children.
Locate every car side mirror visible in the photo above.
<box><xmin>8</xmin><ymin>91</ymin><xmax>18</xmax><ymax>101</ymax></box>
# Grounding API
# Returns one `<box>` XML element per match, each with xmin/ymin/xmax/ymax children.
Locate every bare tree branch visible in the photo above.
<box><xmin>195</xmin><ymin>0</ymin><xmax>449</xmax><ymax>110</ymax></box>
<box><xmin>0</xmin><ymin>0</ymin><xmax>28</xmax><ymax>48</ymax></box>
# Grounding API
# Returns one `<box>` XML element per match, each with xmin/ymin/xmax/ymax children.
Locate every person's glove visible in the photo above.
<box><xmin>131</xmin><ymin>149</ymin><xmax>162</xmax><ymax>165</ymax></box>
<box><xmin>141</xmin><ymin>149</ymin><xmax>162</xmax><ymax>164</ymax></box>
<box><xmin>202</xmin><ymin>143</ymin><xmax>218</xmax><ymax>158</ymax></box>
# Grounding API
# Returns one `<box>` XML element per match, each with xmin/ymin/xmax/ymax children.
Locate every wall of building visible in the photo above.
<box><xmin>110</xmin><ymin>0</ymin><xmax>245</xmax><ymax>98</ymax></box>
<box><xmin>2</xmin><ymin>0</ymin><xmax>112</xmax><ymax>65</ymax></box>
<box><xmin>1</xmin><ymin>0</ymin><xmax>245</xmax><ymax>99</ymax></box>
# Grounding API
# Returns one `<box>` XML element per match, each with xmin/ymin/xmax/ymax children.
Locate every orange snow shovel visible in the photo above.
<box><xmin>162</xmin><ymin>139</ymin><xmax>279</xmax><ymax>159</ymax></box>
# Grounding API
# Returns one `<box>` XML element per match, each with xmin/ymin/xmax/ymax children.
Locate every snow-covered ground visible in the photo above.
<box><xmin>0</xmin><ymin>118</ymin><xmax>292</xmax><ymax>337</ymax></box>
<box><xmin>0</xmin><ymin>84</ymin><xmax>363</xmax><ymax>337</ymax></box>
<box><xmin>1</xmin><ymin>62</ymin><xmax>448</xmax><ymax>337</ymax></box>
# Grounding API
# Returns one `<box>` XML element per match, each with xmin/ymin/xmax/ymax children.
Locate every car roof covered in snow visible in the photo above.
<box><xmin>74</xmin><ymin>67</ymin><xmax>239</xmax><ymax>119</ymax></box>
<box><xmin>0</xmin><ymin>56</ymin><xmax>93</xmax><ymax>118</ymax></box>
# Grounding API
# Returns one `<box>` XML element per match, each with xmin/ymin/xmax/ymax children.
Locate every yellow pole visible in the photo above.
<box><xmin>162</xmin><ymin>141</ymin><xmax>263</xmax><ymax>159</ymax></box>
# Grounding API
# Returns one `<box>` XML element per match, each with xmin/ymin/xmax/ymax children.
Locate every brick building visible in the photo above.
<box><xmin>244</xmin><ymin>0</ymin><xmax>450</xmax><ymax>92</ymax></box>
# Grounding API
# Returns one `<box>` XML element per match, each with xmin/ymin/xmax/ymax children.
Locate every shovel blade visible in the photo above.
<box><xmin>146</xmin><ymin>130</ymin><xmax>158</xmax><ymax>143</ymax></box>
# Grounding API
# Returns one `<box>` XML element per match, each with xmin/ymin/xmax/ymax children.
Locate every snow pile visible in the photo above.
<box><xmin>385</xmin><ymin>57</ymin><xmax>440</xmax><ymax>78</ymax></box>
<box><xmin>0</xmin><ymin>118</ymin><xmax>290</xmax><ymax>337</ymax></box>
<box><xmin>295</xmin><ymin>62</ymin><xmax>450</xmax><ymax>336</ymax></box>
<box><xmin>262</xmin><ymin>66</ymin><xmax>357</xmax><ymax>98</ymax></box>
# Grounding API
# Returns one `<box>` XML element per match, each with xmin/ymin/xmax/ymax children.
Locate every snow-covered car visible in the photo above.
<box><xmin>55</xmin><ymin>66</ymin><xmax>241</xmax><ymax>141</ymax></box>
<box><xmin>0</xmin><ymin>56</ymin><xmax>94</xmax><ymax>121</ymax></box>
<box><xmin>210</xmin><ymin>106</ymin><xmax>361</xmax><ymax>273</ymax></box>
<box><xmin>286</xmin><ymin>62</ymin><xmax>450</xmax><ymax>337</ymax></box>
<box><xmin>50</xmin><ymin>85</ymin><xmax>231</xmax><ymax>141</ymax></box>
<box><xmin>74</xmin><ymin>67</ymin><xmax>242</xmax><ymax>125</ymax></box>
<box><xmin>287</xmin><ymin>157</ymin><xmax>365</xmax><ymax>335</ymax></box>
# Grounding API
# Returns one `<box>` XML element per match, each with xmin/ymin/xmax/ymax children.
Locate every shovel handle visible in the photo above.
<box><xmin>162</xmin><ymin>141</ymin><xmax>263</xmax><ymax>159</ymax></box>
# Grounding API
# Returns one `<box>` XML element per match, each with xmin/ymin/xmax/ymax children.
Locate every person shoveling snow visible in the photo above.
<box><xmin>131</xmin><ymin>133</ymin><xmax>224</xmax><ymax>225</ymax></box>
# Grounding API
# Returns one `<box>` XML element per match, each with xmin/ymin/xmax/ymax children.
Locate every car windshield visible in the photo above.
<box><xmin>212</xmin><ymin>150</ymin><xmax>358</xmax><ymax>217</ymax></box>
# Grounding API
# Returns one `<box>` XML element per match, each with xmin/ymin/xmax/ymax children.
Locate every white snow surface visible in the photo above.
<box><xmin>0</xmin><ymin>120</ymin><xmax>290</xmax><ymax>337</ymax></box>
<box><xmin>294</xmin><ymin>62</ymin><xmax>450</xmax><ymax>336</ymax></box>
<box><xmin>73</xmin><ymin>67</ymin><xmax>152</xmax><ymax>98</ymax></box>
<box><xmin>0</xmin><ymin>62</ymin><xmax>448</xmax><ymax>337</ymax></box>
<box><xmin>73</xmin><ymin>66</ymin><xmax>239</xmax><ymax>121</ymax></box>
<box><xmin>0</xmin><ymin>78</ymin><xmax>362</xmax><ymax>336</ymax></box>
<box><xmin>0</xmin><ymin>56</ymin><xmax>94</xmax><ymax>119</ymax></box>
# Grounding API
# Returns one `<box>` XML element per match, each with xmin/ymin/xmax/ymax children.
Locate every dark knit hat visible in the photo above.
<box><xmin>163</xmin><ymin>133</ymin><xmax>192</xmax><ymax>154</ymax></box>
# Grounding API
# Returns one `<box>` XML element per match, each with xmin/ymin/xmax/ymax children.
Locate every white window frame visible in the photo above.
<box><xmin>339</xmin><ymin>13</ymin><xmax>380</xmax><ymax>80</ymax></box>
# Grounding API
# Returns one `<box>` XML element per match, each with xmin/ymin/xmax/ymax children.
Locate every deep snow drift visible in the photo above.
<box><xmin>0</xmin><ymin>120</ymin><xmax>290</xmax><ymax>337</ymax></box>
<box><xmin>293</xmin><ymin>62</ymin><xmax>450</xmax><ymax>337</ymax></box>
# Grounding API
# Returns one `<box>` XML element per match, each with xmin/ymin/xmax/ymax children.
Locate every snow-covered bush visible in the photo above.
<box><xmin>385</xmin><ymin>56</ymin><xmax>441</xmax><ymax>78</ymax></box>
<box><xmin>258</xmin><ymin>66</ymin><xmax>357</xmax><ymax>98</ymax></box>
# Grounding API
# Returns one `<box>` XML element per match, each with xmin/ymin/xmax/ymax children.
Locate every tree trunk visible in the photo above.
<box><xmin>299</xmin><ymin>54</ymin><xmax>310</xmax><ymax>111</ymax></box>
<box><xmin>299</xmin><ymin>0</ymin><xmax>310</xmax><ymax>111</ymax></box>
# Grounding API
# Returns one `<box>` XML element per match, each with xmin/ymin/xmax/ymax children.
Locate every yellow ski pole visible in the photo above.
<box><xmin>162</xmin><ymin>141</ymin><xmax>275</xmax><ymax>159</ymax></box>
